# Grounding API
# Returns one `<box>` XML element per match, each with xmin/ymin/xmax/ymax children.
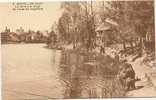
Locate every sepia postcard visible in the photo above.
<box><xmin>0</xmin><ymin>0</ymin><xmax>155</xmax><ymax>99</ymax></box>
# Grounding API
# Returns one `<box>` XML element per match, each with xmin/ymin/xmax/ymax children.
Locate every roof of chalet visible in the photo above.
<box><xmin>96</xmin><ymin>18</ymin><xmax>118</xmax><ymax>32</ymax></box>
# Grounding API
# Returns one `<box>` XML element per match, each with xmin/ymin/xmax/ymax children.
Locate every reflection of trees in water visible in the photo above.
<box><xmin>59</xmin><ymin>50</ymin><xmax>125</xmax><ymax>98</ymax></box>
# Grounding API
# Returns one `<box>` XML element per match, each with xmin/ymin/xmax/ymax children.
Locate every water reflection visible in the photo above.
<box><xmin>59</xmin><ymin>50</ymin><xmax>125</xmax><ymax>98</ymax></box>
<box><xmin>2</xmin><ymin>44</ymin><xmax>125</xmax><ymax>99</ymax></box>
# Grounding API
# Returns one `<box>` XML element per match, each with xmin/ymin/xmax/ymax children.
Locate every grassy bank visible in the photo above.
<box><xmin>59</xmin><ymin>49</ymin><xmax>126</xmax><ymax>98</ymax></box>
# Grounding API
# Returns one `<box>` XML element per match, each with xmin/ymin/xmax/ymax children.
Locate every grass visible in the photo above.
<box><xmin>59</xmin><ymin>49</ymin><xmax>126</xmax><ymax>98</ymax></box>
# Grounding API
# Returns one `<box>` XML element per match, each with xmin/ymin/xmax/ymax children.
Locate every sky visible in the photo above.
<box><xmin>0</xmin><ymin>2</ymin><xmax>62</xmax><ymax>32</ymax></box>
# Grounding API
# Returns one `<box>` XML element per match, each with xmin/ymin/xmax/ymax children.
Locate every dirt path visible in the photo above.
<box><xmin>126</xmin><ymin>56</ymin><xmax>156</xmax><ymax>97</ymax></box>
<box><xmin>105</xmin><ymin>45</ymin><xmax>156</xmax><ymax>97</ymax></box>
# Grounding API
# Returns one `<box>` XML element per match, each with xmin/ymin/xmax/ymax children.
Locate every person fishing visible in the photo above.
<box><xmin>124</xmin><ymin>62</ymin><xmax>136</xmax><ymax>90</ymax></box>
<box><xmin>118</xmin><ymin>59</ymin><xmax>136</xmax><ymax>91</ymax></box>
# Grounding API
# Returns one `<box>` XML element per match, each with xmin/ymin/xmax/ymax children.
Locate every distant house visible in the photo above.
<box><xmin>9</xmin><ymin>32</ymin><xmax>20</xmax><ymax>42</ymax></box>
<box><xmin>25</xmin><ymin>31</ymin><xmax>36</xmax><ymax>42</ymax></box>
<box><xmin>18</xmin><ymin>32</ymin><xmax>27</xmax><ymax>42</ymax></box>
<box><xmin>1</xmin><ymin>32</ymin><xmax>20</xmax><ymax>43</ymax></box>
<box><xmin>25</xmin><ymin>31</ymin><xmax>45</xmax><ymax>43</ymax></box>
<box><xmin>1</xmin><ymin>32</ymin><xmax>9</xmax><ymax>43</ymax></box>
<box><xmin>1</xmin><ymin>27</ymin><xmax>16</xmax><ymax>44</ymax></box>
<box><xmin>95</xmin><ymin>18</ymin><xmax>118</xmax><ymax>46</ymax></box>
<box><xmin>1</xmin><ymin>27</ymin><xmax>11</xmax><ymax>43</ymax></box>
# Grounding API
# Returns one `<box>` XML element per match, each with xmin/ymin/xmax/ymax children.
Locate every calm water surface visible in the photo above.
<box><xmin>2</xmin><ymin>43</ymin><xmax>124</xmax><ymax>99</ymax></box>
<box><xmin>2</xmin><ymin>44</ymin><xmax>63</xmax><ymax>99</ymax></box>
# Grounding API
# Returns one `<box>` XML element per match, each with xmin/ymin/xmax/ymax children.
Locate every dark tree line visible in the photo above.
<box><xmin>57</xmin><ymin>1</ymin><xmax>154</xmax><ymax>55</ymax></box>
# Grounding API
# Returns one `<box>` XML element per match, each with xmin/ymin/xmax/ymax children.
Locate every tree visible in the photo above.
<box><xmin>101</xmin><ymin>1</ymin><xmax>154</xmax><ymax>54</ymax></box>
<box><xmin>58</xmin><ymin>12</ymin><xmax>71</xmax><ymax>43</ymax></box>
<box><xmin>58</xmin><ymin>2</ymin><xmax>97</xmax><ymax>50</ymax></box>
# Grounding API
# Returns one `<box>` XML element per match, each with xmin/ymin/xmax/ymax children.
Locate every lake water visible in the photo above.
<box><xmin>2</xmin><ymin>43</ymin><xmax>125</xmax><ymax>99</ymax></box>
<box><xmin>2</xmin><ymin>44</ymin><xmax>63</xmax><ymax>99</ymax></box>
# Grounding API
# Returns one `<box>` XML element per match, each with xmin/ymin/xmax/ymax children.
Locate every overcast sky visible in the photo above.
<box><xmin>0</xmin><ymin>2</ymin><xmax>62</xmax><ymax>32</ymax></box>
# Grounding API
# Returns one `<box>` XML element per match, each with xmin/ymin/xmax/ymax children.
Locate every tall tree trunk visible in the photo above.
<box><xmin>130</xmin><ymin>39</ymin><xmax>134</xmax><ymax>52</ymax></box>
<box><xmin>123</xmin><ymin>41</ymin><xmax>126</xmax><ymax>51</ymax></box>
<box><xmin>139</xmin><ymin>37</ymin><xmax>143</xmax><ymax>56</ymax></box>
<box><xmin>85</xmin><ymin>2</ymin><xmax>89</xmax><ymax>52</ymax></box>
<box><xmin>90</xmin><ymin>1</ymin><xmax>94</xmax><ymax>51</ymax></box>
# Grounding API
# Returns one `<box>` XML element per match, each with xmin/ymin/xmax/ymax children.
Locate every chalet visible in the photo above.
<box><xmin>95</xmin><ymin>18</ymin><xmax>118</xmax><ymax>47</ymax></box>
